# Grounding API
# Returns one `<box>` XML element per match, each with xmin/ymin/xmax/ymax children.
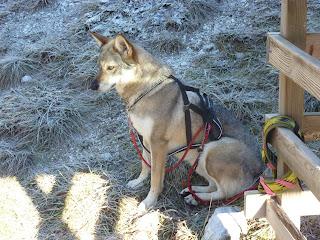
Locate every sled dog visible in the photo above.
<box><xmin>89</xmin><ymin>32</ymin><xmax>263</xmax><ymax>210</ymax></box>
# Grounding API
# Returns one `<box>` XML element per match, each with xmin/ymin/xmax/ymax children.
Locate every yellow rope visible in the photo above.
<box><xmin>258</xmin><ymin>115</ymin><xmax>301</xmax><ymax>195</ymax></box>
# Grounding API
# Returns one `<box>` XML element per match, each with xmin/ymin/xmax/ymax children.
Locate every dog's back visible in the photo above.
<box><xmin>212</xmin><ymin>102</ymin><xmax>263</xmax><ymax>177</ymax></box>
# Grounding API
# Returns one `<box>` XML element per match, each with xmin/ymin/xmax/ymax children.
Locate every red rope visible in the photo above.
<box><xmin>187</xmin><ymin>123</ymin><xmax>213</xmax><ymax>205</ymax></box>
<box><xmin>165</xmin><ymin>126</ymin><xmax>203</xmax><ymax>173</ymax></box>
<box><xmin>129</xmin><ymin>120</ymin><xmax>258</xmax><ymax>205</ymax></box>
<box><xmin>129</xmin><ymin>122</ymin><xmax>204</xmax><ymax>173</ymax></box>
<box><xmin>130</xmin><ymin>129</ymin><xmax>151</xmax><ymax>168</ymax></box>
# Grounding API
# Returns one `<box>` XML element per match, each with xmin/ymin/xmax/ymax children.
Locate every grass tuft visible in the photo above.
<box><xmin>151</xmin><ymin>35</ymin><xmax>185</xmax><ymax>54</ymax></box>
<box><xmin>244</xmin><ymin>218</ymin><xmax>275</xmax><ymax>240</ymax></box>
<box><xmin>31</xmin><ymin>0</ymin><xmax>52</xmax><ymax>10</ymax></box>
<box><xmin>0</xmin><ymin>56</ymin><xmax>39</xmax><ymax>89</ymax></box>
<box><xmin>0</xmin><ymin>139</ymin><xmax>33</xmax><ymax>176</ymax></box>
<box><xmin>0</xmin><ymin>83</ymin><xmax>93</xmax><ymax>174</ymax></box>
<box><xmin>181</xmin><ymin>0</ymin><xmax>219</xmax><ymax>32</ymax></box>
<box><xmin>0</xmin><ymin>83</ymin><xmax>90</xmax><ymax>149</ymax></box>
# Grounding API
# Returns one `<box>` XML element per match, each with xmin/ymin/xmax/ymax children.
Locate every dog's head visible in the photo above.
<box><xmin>89</xmin><ymin>32</ymin><xmax>138</xmax><ymax>92</ymax></box>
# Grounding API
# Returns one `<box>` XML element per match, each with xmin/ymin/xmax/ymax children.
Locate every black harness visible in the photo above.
<box><xmin>169</xmin><ymin>75</ymin><xmax>223</xmax><ymax>144</ymax></box>
<box><xmin>134</xmin><ymin>75</ymin><xmax>223</xmax><ymax>156</ymax></box>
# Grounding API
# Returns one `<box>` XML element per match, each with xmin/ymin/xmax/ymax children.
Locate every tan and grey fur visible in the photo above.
<box><xmin>89</xmin><ymin>32</ymin><xmax>263</xmax><ymax>210</ymax></box>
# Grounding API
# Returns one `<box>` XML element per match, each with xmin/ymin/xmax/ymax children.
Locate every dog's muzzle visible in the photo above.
<box><xmin>90</xmin><ymin>79</ymin><xmax>99</xmax><ymax>90</ymax></box>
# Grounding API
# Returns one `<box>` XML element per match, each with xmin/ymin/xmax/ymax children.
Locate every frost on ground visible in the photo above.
<box><xmin>0</xmin><ymin>0</ymin><xmax>320</xmax><ymax>239</ymax></box>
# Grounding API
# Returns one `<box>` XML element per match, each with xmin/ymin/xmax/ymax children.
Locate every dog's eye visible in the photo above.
<box><xmin>107</xmin><ymin>66</ymin><xmax>115</xmax><ymax>71</ymax></box>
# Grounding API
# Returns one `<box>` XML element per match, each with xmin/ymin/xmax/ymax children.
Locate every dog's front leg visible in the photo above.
<box><xmin>127</xmin><ymin>148</ymin><xmax>150</xmax><ymax>189</ymax></box>
<box><xmin>138</xmin><ymin>139</ymin><xmax>168</xmax><ymax>211</ymax></box>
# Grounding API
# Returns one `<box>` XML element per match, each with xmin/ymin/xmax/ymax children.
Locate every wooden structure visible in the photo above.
<box><xmin>244</xmin><ymin>1</ymin><xmax>320</xmax><ymax>239</ymax></box>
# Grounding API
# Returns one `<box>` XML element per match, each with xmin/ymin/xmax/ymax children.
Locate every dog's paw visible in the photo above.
<box><xmin>137</xmin><ymin>201</ymin><xmax>148</xmax><ymax>213</ymax></box>
<box><xmin>138</xmin><ymin>195</ymin><xmax>157</xmax><ymax>212</ymax></box>
<box><xmin>180</xmin><ymin>188</ymin><xmax>191</xmax><ymax>197</ymax></box>
<box><xmin>126</xmin><ymin>179</ymin><xmax>144</xmax><ymax>189</ymax></box>
<box><xmin>137</xmin><ymin>198</ymin><xmax>155</xmax><ymax>213</ymax></box>
<box><xmin>184</xmin><ymin>194</ymin><xmax>199</xmax><ymax>206</ymax></box>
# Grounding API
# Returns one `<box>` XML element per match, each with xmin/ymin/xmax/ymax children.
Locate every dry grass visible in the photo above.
<box><xmin>0</xmin><ymin>0</ymin><xmax>319</xmax><ymax>239</ymax></box>
<box><xmin>244</xmin><ymin>219</ymin><xmax>275</xmax><ymax>240</ymax></box>
<box><xmin>0</xmin><ymin>56</ymin><xmax>39</xmax><ymax>89</ymax></box>
<box><xmin>0</xmin><ymin>84</ymin><xmax>87</xmax><ymax>148</ymax></box>
<box><xmin>301</xmin><ymin>216</ymin><xmax>320</xmax><ymax>240</ymax></box>
<box><xmin>175</xmin><ymin>221</ymin><xmax>198</xmax><ymax>240</ymax></box>
<box><xmin>6</xmin><ymin>0</ymin><xmax>53</xmax><ymax>12</ymax></box>
<box><xmin>0</xmin><ymin>177</ymin><xmax>41</xmax><ymax>240</ymax></box>
<box><xmin>31</xmin><ymin>0</ymin><xmax>53</xmax><ymax>10</ymax></box>
<box><xmin>0</xmin><ymin>82</ymin><xmax>92</xmax><ymax>175</ymax></box>
<box><xmin>65</xmin><ymin>42</ymin><xmax>99</xmax><ymax>88</ymax></box>
<box><xmin>179</xmin><ymin>0</ymin><xmax>220</xmax><ymax>32</ymax></box>
<box><xmin>26</xmin><ymin>41</ymin><xmax>98</xmax><ymax>88</ymax></box>
<box><xmin>151</xmin><ymin>35</ymin><xmax>185</xmax><ymax>54</ymax></box>
<box><xmin>115</xmin><ymin>197</ymin><xmax>163</xmax><ymax>240</ymax></box>
<box><xmin>0</xmin><ymin>139</ymin><xmax>33</xmax><ymax>176</ymax></box>
<box><xmin>62</xmin><ymin>172</ymin><xmax>108</xmax><ymax>240</ymax></box>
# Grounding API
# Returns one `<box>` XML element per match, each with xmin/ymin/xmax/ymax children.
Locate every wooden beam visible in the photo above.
<box><xmin>306</xmin><ymin>33</ymin><xmax>320</xmax><ymax>59</ymax></box>
<box><xmin>266</xmin><ymin>199</ymin><xmax>306</xmax><ymax>240</ymax></box>
<box><xmin>270</xmin><ymin>127</ymin><xmax>320</xmax><ymax>201</ymax></box>
<box><xmin>278</xmin><ymin>0</ymin><xmax>306</xmax><ymax>127</ymax></box>
<box><xmin>267</xmin><ymin>33</ymin><xmax>320</xmax><ymax>101</ymax></box>
<box><xmin>244</xmin><ymin>190</ymin><xmax>271</xmax><ymax>219</ymax></box>
<box><xmin>302</xmin><ymin>112</ymin><xmax>320</xmax><ymax>141</ymax></box>
<box><xmin>277</xmin><ymin>190</ymin><xmax>320</xmax><ymax>217</ymax></box>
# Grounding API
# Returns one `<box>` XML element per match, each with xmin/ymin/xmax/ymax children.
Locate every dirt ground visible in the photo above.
<box><xmin>0</xmin><ymin>0</ymin><xmax>319</xmax><ymax>239</ymax></box>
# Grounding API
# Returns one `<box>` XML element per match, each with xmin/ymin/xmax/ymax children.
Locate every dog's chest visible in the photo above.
<box><xmin>129</xmin><ymin>113</ymin><xmax>153</xmax><ymax>139</ymax></box>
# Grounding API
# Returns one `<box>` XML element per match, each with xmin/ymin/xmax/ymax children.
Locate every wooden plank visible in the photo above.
<box><xmin>302</xmin><ymin>112</ymin><xmax>320</xmax><ymax>141</ymax></box>
<box><xmin>306</xmin><ymin>33</ymin><xmax>320</xmax><ymax>59</ymax></box>
<box><xmin>278</xmin><ymin>0</ymin><xmax>306</xmax><ymax>127</ymax></box>
<box><xmin>266</xmin><ymin>199</ymin><xmax>306</xmax><ymax>240</ymax></box>
<box><xmin>270</xmin><ymin>127</ymin><xmax>320</xmax><ymax>201</ymax></box>
<box><xmin>267</xmin><ymin>33</ymin><xmax>320</xmax><ymax>101</ymax></box>
<box><xmin>277</xmin><ymin>190</ymin><xmax>320</xmax><ymax>216</ymax></box>
<box><xmin>244</xmin><ymin>190</ymin><xmax>271</xmax><ymax>219</ymax></box>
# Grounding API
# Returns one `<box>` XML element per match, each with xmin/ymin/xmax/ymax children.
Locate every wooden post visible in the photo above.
<box><xmin>277</xmin><ymin>0</ymin><xmax>307</xmax><ymax>178</ymax></box>
<box><xmin>275</xmin><ymin>1</ymin><xmax>307</xmax><ymax>238</ymax></box>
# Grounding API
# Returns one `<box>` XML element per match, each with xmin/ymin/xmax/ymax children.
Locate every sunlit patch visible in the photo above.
<box><xmin>246</xmin><ymin>218</ymin><xmax>275</xmax><ymax>239</ymax></box>
<box><xmin>175</xmin><ymin>221</ymin><xmax>197</xmax><ymax>239</ymax></box>
<box><xmin>62</xmin><ymin>172</ymin><xmax>107</xmax><ymax>240</ymax></box>
<box><xmin>35</xmin><ymin>174</ymin><xmax>56</xmax><ymax>194</ymax></box>
<box><xmin>0</xmin><ymin>177</ymin><xmax>40</xmax><ymax>239</ymax></box>
<box><xmin>116</xmin><ymin>197</ymin><xmax>161</xmax><ymax>240</ymax></box>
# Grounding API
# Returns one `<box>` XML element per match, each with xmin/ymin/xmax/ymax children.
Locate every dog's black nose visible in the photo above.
<box><xmin>90</xmin><ymin>79</ymin><xmax>99</xmax><ymax>90</ymax></box>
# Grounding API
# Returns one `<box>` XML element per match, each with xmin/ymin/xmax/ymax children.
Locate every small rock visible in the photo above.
<box><xmin>101</xmin><ymin>152</ymin><xmax>111</xmax><ymax>160</ymax></box>
<box><xmin>202</xmin><ymin>206</ymin><xmax>248</xmax><ymax>240</ymax></box>
<box><xmin>235</xmin><ymin>52</ymin><xmax>245</xmax><ymax>59</ymax></box>
<box><xmin>21</xmin><ymin>75</ymin><xmax>33</xmax><ymax>83</ymax></box>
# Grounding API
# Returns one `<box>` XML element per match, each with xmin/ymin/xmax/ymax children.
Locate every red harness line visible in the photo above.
<box><xmin>129</xmin><ymin>124</ymin><xmax>204</xmax><ymax>173</ymax></box>
<box><xmin>129</xmin><ymin>121</ymin><xmax>257</xmax><ymax>205</ymax></box>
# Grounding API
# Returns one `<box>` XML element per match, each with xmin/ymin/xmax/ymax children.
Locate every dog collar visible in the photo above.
<box><xmin>126</xmin><ymin>79</ymin><xmax>166</xmax><ymax>112</ymax></box>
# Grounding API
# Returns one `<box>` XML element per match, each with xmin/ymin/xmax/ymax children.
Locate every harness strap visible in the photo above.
<box><xmin>129</xmin><ymin>118</ymin><xmax>204</xmax><ymax>174</ymax></box>
<box><xmin>127</xmin><ymin>79</ymin><xmax>165</xmax><ymax>111</ymax></box>
<box><xmin>171</xmin><ymin>76</ymin><xmax>193</xmax><ymax>145</ymax></box>
<box><xmin>137</xmin><ymin>132</ymin><xmax>201</xmax><ymax>156</ymax></box>
<box><xmin>168</xmin><ymin>75</ymin><xmax>223</xmax><ymax>144</ymax></box>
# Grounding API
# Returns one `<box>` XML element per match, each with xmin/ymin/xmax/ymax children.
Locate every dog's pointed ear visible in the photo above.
<box><xmin>89</xmin><ymin>31</ymin><xmax>109</xmax><ymax>46</ymax></box>
<box><xmin>114</xmin><ymin>34</ymin><xmax>135</xmax><ymax>61</ymax></box>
